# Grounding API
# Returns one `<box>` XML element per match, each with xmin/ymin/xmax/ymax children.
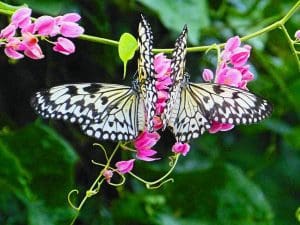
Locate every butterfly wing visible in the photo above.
<box><xmin>31</xmin><ymin>83</ymin><xmax>145</xmax><ymax>141</ymax></box>
<box><xmin>161</xmin><ymin>25</ymin><xmax>188</xmax><ymax>128</ymax></box>
<box><xmin>138</xmin><ymin>15</ymin><xmax>157</xmax><ymax>131</ymax></box>
<box><xmin>168</xmin><ymin>82</ymin><xmax>272</xmax><ymax>142</ymax></box>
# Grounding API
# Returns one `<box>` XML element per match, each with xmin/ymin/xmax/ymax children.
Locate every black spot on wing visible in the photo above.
<box><xmin>66</xmin><ymin>85</ymin><xmax>78</xmax><ymax>95</ymax></box>
<box><xmin>213</xmin><ymin>85</ymin><xmax>224</xmax><ymax>94</ymax></box>
<box><xmin>101</xmin><ymin>96</ymin><xmax>108</xmax><ymax>105</ymax></box>
<box><xmin>83</xmin><ymin>84</ymin><xmax>102</xmax><ymax>93</ymax></box>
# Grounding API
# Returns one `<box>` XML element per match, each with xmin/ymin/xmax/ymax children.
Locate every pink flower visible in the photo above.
<box><xmin>202</xmin><ymin>68</ymin><xmax>214</xmax><ymax>81</ymax></box>
<box><xmin>154</xmin><ymin>53</ymin><xmax>171</xmax><ymax>77</ymax></box>
<box><xmin>134</xmin><ymin>131</ymin><xmax>160</xmax><ymax>150</ymax></box>
<box><xmin>4</xmin><ymin>38</ymin><xmax>24</xmax><ymax>59</ymax></box>
<box><xmin>136</xmin><ymin>148</ymin><xmax>160</xmax><ymax>161</ymax></box>
<box><xmin>153</xmin><ymin>116</ymin><xmax>163</xmax><ymax>130</ymax></box>
<box><xmin>0</xmin><ymin>24</ymin><xmax>16</xmax><ymax>39</ymax></box>
<box><xmin>203</xmin><ymin>36</ymin><xmax>254</xmax><ymax>134</ymax></box>
<box><xmin>21</xmin><ymin>32</ymin><xmax>44</xmax><ymax>59</ymax></box>
<box><xmin>35</xmin><ymin>16</ymin><xmax>56</xmax><ymax>36</ymax></box>
<box><xmin>209</xmin><ymin>122</ymin><xmax>234</xmax><ymax>133</ymax></box>
<box><xmin>59</xmin><ymin>22</ymin><xmax>84</xmax><ymax>38</ymax></box>
<box><xmin>230</xmin><ymin>46</ymin><xmax>251</xmax><ymax>67</ymax></box>
<box><xmin>216</xmin><ymin>67</ymin><xmax>242</xmax><ymax>87</ymax></box>
<box><xmin>225</xmin><ymin>36</ymin><xmax>240</xmax><ymax>52</ymax></box>
<box><xmin>295</xmin><ymin>30</ymin><xmax>300</xmax><ymax>40</ymax></box>
<box><xmin>172</xmin><ymin>142</ymin><xmax>190</xmax><ymax>156</ymax></box>
<box><xmin>115</xmin><ymin>159</ymin><xmax>135</xmax><ymax>174</ymax></box>
<box><xmin>53</xmin><ymin>37</ymin><xmax>75</xmax><ymax>55</ymax></box>
<box><xmin>155</xmin><ymin>76</ymin><xmax>172</xmax><ymax>90</ymax></box>
<box><xmin>134</xmin><ymin>131</ymin><xmax>160</xmax><ymax>161</ymax></box>
<box><xmin>11</xmin><ymin>7</ymin><xmax>32</xmax><ymax>28</ymax></box>
<box><xmin>60</xmin><ymin>13</ymin><xmax>81</xmax><ymax>23</ymax></box>
<box><xmin>103</xmin><ymin>169</ymin><xmax>113</xmax><ymax>183</ymax></box>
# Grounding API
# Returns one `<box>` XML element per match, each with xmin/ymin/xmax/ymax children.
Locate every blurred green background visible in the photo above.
<box><xmin>0</xmin><ymin>0</ymin><xmax>299</xmax><ymax>225</ymax></box>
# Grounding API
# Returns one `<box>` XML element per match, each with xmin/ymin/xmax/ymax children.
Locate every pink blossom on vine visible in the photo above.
<box><xmin>53</xmin><ymin>37</ymin><xmax>75</xmax><ymax>55</ymax></box>
<box><xmin>0</xmin><ymin>24</ymin><xmax>16</xmax><ymax>39</ymax></box>
<box><xmin>0</xmin><ymin>7</ymin><xmax>84</xmax><ymax>59</ymax></box>
<box><xmin>172</xmin><ymin>142</ymin><xmax>190</xmax><ymax>156</ymax></box>
<box><xmin>115</xmin><ymin>159</ymin><xmax>135</xmax><ymax>174</ymax></box>
<box><xmin>202</xmin><ymin>68</ymin><xmax>214</xmax><ymax>81</ymax></box>
<box><xmin>4</xmin><ymin>38</ymin><xmax>24</xmax><ymax>59</ymax></box>
<box><xmin>295</xmin><ymin>30</ymin><xmax>300</xmax><ymax>40</ymax></box>
<box><xmin>59</xmin><ymin>22</ymin><xmax>84</xmax><ymax>38</ymax></box>
<box><xmin>203</xmin><ymin>36</ymin><xmax>254</xmax><ymax>133</ymax></box>
<box><xmin>103</xmin><ymin>169</ymin><xmax>113</xmax><ymax>183</ymax></box>
<box><xmin>11</xmin><ymin>7</ymin><xmax>32</xmax><ymax>28</ymax></box>
<box><xmin>134</xmin><ymin>131</ymin><xmax>160</xmax><ymax>161</ymax></box>
<box><xmin>35</xmin><ymin>16</ymin><xmax>56</xmax><ymax>36</ymax></box>
<box><xmin>208</xmin><ymin>122</ymin><xmax>234</xmax><ymax>133</ymax></box>
<box><xmin>153</xmin><ymin>53</ymin><xmax>172</xmax><ymax>126</ymax></box>
<box><xmin>21</xmin><ymin>32</ymin><xmax>44</xmax><ymax>59</ymax></box>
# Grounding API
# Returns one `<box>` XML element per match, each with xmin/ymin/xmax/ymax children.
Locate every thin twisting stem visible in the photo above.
<box><xmin>129</xmin><ymin>154</ymin><xmax>180</xmax><ymax>188</ymax></box>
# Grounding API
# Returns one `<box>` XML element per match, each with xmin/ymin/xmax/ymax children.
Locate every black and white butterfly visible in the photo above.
<box><xmin>31</xmin><ymin>15</ymin><xmax>157</xmax><ymax>141</ymax></box>
<box><xmin>161</xmin><ymin>26</ymin><xmax>272</xmax><ymax>142</ymax></box>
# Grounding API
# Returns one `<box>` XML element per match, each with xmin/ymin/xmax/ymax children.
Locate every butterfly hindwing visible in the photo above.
<box><xmin>31</xmin><ymin>83</ymin><xmax>145</xmax><ymax>141</ymax></box>
<box><xmin>138</xmin><ymin>15</ymin><xmax>157</xmax><ymax>131</ymax></box>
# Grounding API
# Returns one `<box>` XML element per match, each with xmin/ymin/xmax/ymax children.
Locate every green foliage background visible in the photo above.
<box><xmin>0</xmin><ymin>0</ymin><xmax>299</xmax><ymax>225</ymax></box>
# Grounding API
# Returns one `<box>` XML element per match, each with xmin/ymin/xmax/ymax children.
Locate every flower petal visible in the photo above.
<box><xmin>115</xmin><ymin>159</ymin><xmax>135</xmax><ymax>174</ymax></box>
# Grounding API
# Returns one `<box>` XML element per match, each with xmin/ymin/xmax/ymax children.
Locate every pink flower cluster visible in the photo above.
<box><xmin>0</xmin><ymin>7</ymin><xmax>84</xmax><ymax>59</ymax></box>
<box><xmin>203</xmin><ymin>36</ymin><xmax>254</xmax><ymax>133</ymax></box>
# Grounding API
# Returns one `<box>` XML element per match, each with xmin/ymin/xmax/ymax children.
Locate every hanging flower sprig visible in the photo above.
<box><xmin>0</xmin><ymin>7</ymin><xmax>84</xmax><ymax>59</ymax></box>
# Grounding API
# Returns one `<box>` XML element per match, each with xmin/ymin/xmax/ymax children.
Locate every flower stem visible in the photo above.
<box><xmin>79</xmin><ymin>34</ymin><xmax>119</xmax><ymax>46</ymax></box>
<box><xmin>69</xmin><ymin>142</ymin><xmax>121</xmax><ymax>225</ymax></box>
<box><xmin>129</xmin><ymin>154</ymin><xmax>180</xmax><ymax>188</ymax></box>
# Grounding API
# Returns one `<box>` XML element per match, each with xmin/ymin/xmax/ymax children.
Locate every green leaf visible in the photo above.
<box><xmin>138</xmin><ymin>0</ymin><xmax>210</xmax><ymax>45</ymax></box>
<box><xmin>164</xmin><ymin>163</ymin><xmax>274</xmax><ymax>225</ymax></box>
<box><xmin>0</xmin><ymin>122</ymin><xmax>78</xmax><ymax>224</ymax></box>
<box><xmin>118</xmin><ymin>32</ymin><xmax>138</xmax><ymax>79</ymax></box>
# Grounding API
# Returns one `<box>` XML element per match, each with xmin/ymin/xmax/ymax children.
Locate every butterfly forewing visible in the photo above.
<box><xmin>31</xmin><ymin>83</ymin><xmax>145</xmax><ymax>141</ymax></box>
<box><xmin>168</xmin><ymin>82</ymin><xmax>272</xmax><ymax>142</ymax></box>
<box><xmin>138</xmin><ymin>15</ymin><xmax>157</xmax><ymax>131</ymax></box>
<box><xmin>161</xmin><ymin>25</ymin><xmax>188</xmax><ymax>128</ymax></box>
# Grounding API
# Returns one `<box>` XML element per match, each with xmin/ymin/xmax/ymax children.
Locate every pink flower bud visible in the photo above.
<box><xmin>295</xmin><ymin>30</ymin><xmax>300</xmax><ymax>40</ymax></box>
<box><xmin>53</xmin><ymin>37</ymin><xmax>75</xmax><ymax>55</ymax></box>
<box><xmin>172</xmin><ymin>142</ymin><xmax>190</xmax><ymax>156</ymax></box>
<box><xmin>202</xmin><ymin>69</ymin><xmax>214</xmax><ymax>81</ymax></box>
<box><xmin>61</xmin><ymin>13</ymin><xmax>81</xmax><ymax>23</ymax></box>
<box><xmin>225</xmin><ymin>36</ymin><xmax>241</xmax><ymax>52</ymax></box>
<box><xmin>35</xmin><ymin>16</ymin><xmax>56</xmax><ymax>36</ymax></box>
<box><xmin>103</xmin><ymin>170</ymin><xmax>113</xmax><ymax>183</ymax></box>
<box><xmin>153</xmin><ymin>116</ymin><xmax>163</xmax><ymax>130</ymax></box>
<box><xmin>24</xmin><ymin>44</ymin><xmax>44</xmax><ymax>59</ymax></box>
<box><xmin>4</xmin><ymin>38</ymin><xmax>24</xmax><ymax>59</ymax></box>
<box><xmin>59</xmin><ymin>22</ymin><xmax>84</xmax><ymax>38</ymax></box>
<box><xmin>11</xmin><ymin>7</ymin><xmax>32</xmax><ymax>28</ymax></box>
<box><xmin>115</xmin><ymin>159</ymin><xmax>135</xmax><ymax>174</ymax></box>
<box><xmin>0</xmin><ymin>24</ymin><xmax>16</xmax><ymax>39</ymax></box>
